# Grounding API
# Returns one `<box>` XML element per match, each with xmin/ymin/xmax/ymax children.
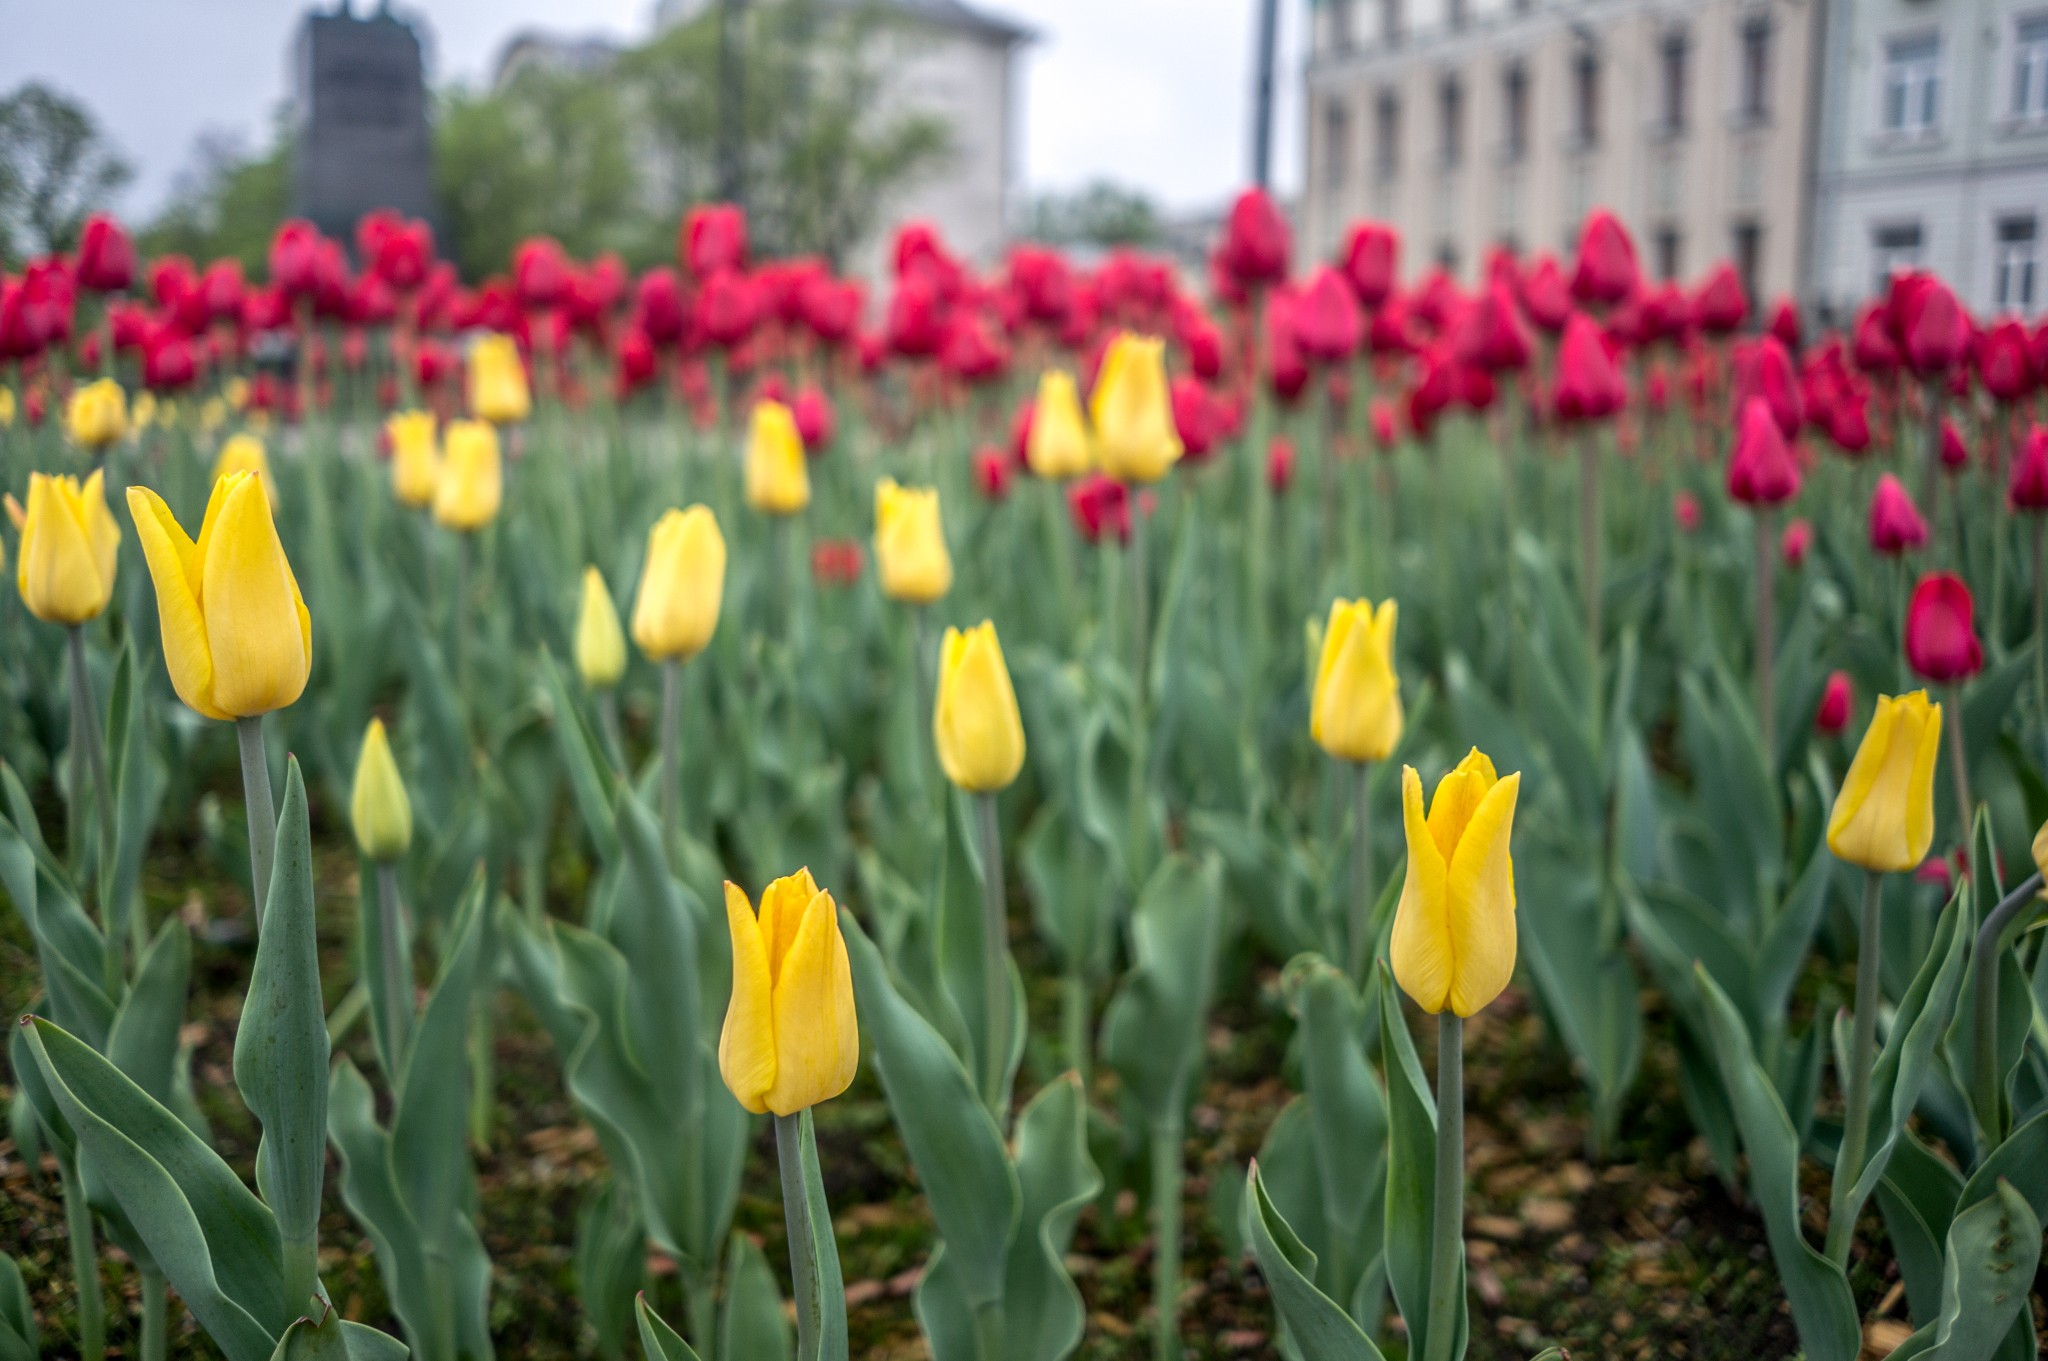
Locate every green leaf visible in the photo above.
<box><xmin>266</xmin><ymin>1309</ymin><xmax>408</xmax><ymax>1361</ymax></box>
<box><xmin>232</xmin><ymin>758</ymin><xmax>330</xmax><ymax>1280</ymax></box>
<box><xmin>1693</xmin><ymin>966</ymin><xmax>1859</xmax><ymax>1361</ymax></box>
<box><xmin>1876</xmin><ymin>1131</ymin><xmax>1965</xmax><ymax>1327</ymax></box>
<box><xmin>1100</xmin><ymin>854</ymin><xmax>1225</xmax><ymax>1118</ymax></box>
<box><xmin>1956</xmin><ymin>1108</ymin><xmax>2048</xmax><ymax>1224</ymax></box>
<box><xmin>0</xmin><ymin>1252</ymin><xmax>36</xmax><ymax>1361</ymax></box>
<box><xmin>1284</xmin><ymin>956</ymin><xmax>1387</xmax><ymax>1317</ymax></box>
<box><xmin>635</xmin><ymin>1294</ymin><xmax>704</xmax><ymax>1361</ymax></box>
<box><xmin>538</xmin><ymin>649</ymin><xmax>621</xmax><ymax>864</ymax></box>
<box><xmin>1245</xmin><ymin>1163</ymin><xmax>1388</xmax><ymax>1361</ymax></box>
<box><xmin>1886</xmin><ymin>1180</ymin><xmax>2042</xmax><ymax>1361</ymax></box>
<box><xmin>720</xmin><ymin>1232</ymin><xmax>793</xmax><ymax>1361</ymax></box>
<box><xmin>573</xmin><ymin>1181</ymin><xmax>646</xmax><ymax>1361</ymax></box>
<box><xmin>389</xmin><ymin>874</ymin><xmax>488</xmax><ymax>1255</ymax></box>
<box><xmin>0</xmin><ymin>794</ymin><xmax>115</xmax><ymax>1048</ymax></box>
<box><xmin>107</xmin><ymin>919</ymin><xmax>192</xmax><ymax>1106</ymax></box>
<box><xmin>784</xmin><ymin>1110</ymin><xmax>847</xmax><ymax>1361</ymax></box>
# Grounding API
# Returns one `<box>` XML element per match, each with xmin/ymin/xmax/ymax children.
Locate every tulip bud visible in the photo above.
<box><xmin>1827</xmin><ymin>690</ymin><xmax>1941</xmax><ymax>872</ymax></box>
<box><xmin>1027</xmin><ymin>370</ymin><xmax>1093</xmax><ymax>479</ymax></box>
<box><xmin>1674</xmin><ymin>491</ymin><xmax>1702</xmax><ymax>533</ymax></box>
<box><xmin>1390</xmin><ymin>749</ymin><xmax>1523</xmax><ymax>1016</ymax></box>
<box><xmin>1815</xmin><ymin>670</ymin><xmax>1853</xmax><ymax>734</ymax></box>
<box><xmin>743</xmin><ymin>400</ymin><xmax>811</xmax><ymax>515</ymax></box>
<box><xmin>719</xmin><ymin>870</ymin><xmax>858</xmax><ymax>1117</ymax></box>
<box><xmin>212</xmin><ymin>432</ymin><xmax>277</xmax><ymax>508</ymax></box>
<box><xmin>1868</xmin><ymin>473</ymin><xmax>1928</xmax><ymax>556</ymax></box>
<box><xmin>1938</xmin><ymin>419</ymin><xmax>1968</xmax><ymax>472</ymax></box>
<box><xmin>2011</xmin><ymin>427</ymin><xmax>2048</xmax><ymax>510</ymax></box>
<box><xmin>387</xmin><ymin>410</ymin><xmax>440</xmax><ymax>508</ymax></box>
<box><xmin>1726</xmin><ymin>397</ymin><xmax>1801</xmax><ymax>506</ymax></box>
<box><xmin>434</xmin><ymin>420</ymin><xmax>503</xmax><ymax>531</ymax></box>
<box><xmin>1068</xmin><ymin>473</ymin><xmax>1130</xmax><ymax>545</ymax></box>
<box><xmin>1552</xmin><ymin>313</ymin><xmax>1626</xmax><ymax>422</ymax></box>
<box><xmin>973</xmin><ymin>447</ymin><xmax>1013</xmax><ymax>501</ymax></box>
<box><xmin>631</xmin><ymin>505</ymin><xmax>726</xmax><ymax>661</ymax></box>
<box><xmin>1311</xmin><ymin>598</ymin><xmax>1403</xmax><ymax>763</ymax></box>
<box><xmin>575</xmin><ymin>566</ymin><xmax>628</xmax><ymax>688</ymax></box>
<box><xmin>1781</xmin><ymin>517</ymin><xmax>1813</xmax><ymax>568</ymax></box>
<box><xmin>66</xmin><ymin>378</ymin><xmax>127</xmax><ymax>450</ymax></box>
<box><xmin>1905</xmin><ymin>573</ymin><xmax>1983</xmax><ymax>683</ymax></box>
<box><xmin>350</xmin><ymin>718</ymin><xmax>413</xmax><ymax>861</ymax></box>
<box><xmin>873</xmin><ymin>478</ymin><xmax>952</xmax><ymax>605</ymax></box>
<box><xmin>10</xmin><ymin>470</ymin><xmax>120</xmax><ymax>625</ymax></box>
<box><xmin>128</xmin><ymin>473</ymin><xmax>312</xmax><ymax>719</ymax></box>
<box><xmin>466</xmin><ymin>332</ymin><xmax>531</xmax><ymax>425</ymax></box>
<box><xmin>933</xmin><ymin>620</ymin><xmax>1026</xmax><ymax>792</ymax></box>
<box><xmin>1265</xmin><ymin>435</ymin><xmax>1296</xmax><ymax>494</ymax></box>
<box><xmin>1090</xmin><ymin>334</ymin><xmax>1182</xmax><ymax>484</ymax></box>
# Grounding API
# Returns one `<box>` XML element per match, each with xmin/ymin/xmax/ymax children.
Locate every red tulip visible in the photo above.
<box><xmin>1370</xmin><ymin>397</ymin><xmax>1399</xmax><ymax>450</ymax></box>
<box><xmin>1905</xmin><ymin>572</ymin><xmax>1984</xmax><ymax>682</ymax></box>
<box><xmin>694</xmin><ymin>269</ymin><xmax>757</xmax><ymax>348</ymax></box>
<box><xmin>802</xmin><ymin>275</ymin><xmax>862</xmax><ymax>344</ymax></box>
<box><xmin>1266</xmin><ymin>435</ymin><xmax>1296</xmax><ymax>493</ymax></box>
<box><xmin>633</xmin><ymin>268</ymin><xmax>688</xmax><ymax>346</ymax></box>
<box><xmin>1341</xmin><ymin>222</ymin><xmax>1400</xmax><ymax>309</ymax></box>
<box><xmin>1975</xmin><ymin>319</ymin><xmax>2036</xmax><ymax>403</ymax></box>
<box><xmin>1939</xmin><ymin>419</ymin><xmax>1968</xmax><ymax>472</ymax></box>
<box><xmin>1181</xmin><ymin>310</ymin><xmax>1223</xmax><ymax>380</ymax></box>
<box><xmin>1171</xmin><ymin>375</ymin><xmax>1225</xmax><ymax>463</ymax></box>
<box><xmin>1827</xmin><ymin>391</ymin><xmax>1873</xmax><ymax>454</ymax></box>
<box><xmin>1069</xmin><ymin>473</ymin><xmax>1131</xmax><ymax>544</ymax></box>
<box><xmin>1293</xmin><ymin>267</ymin><xmax>1362</xmax><ymax>363</ymax></box>
<box><xmin>1217</xmin><ymin>187</ymin><xmax>1291</xmax><ymax>290</ymax></box>
<box><xmin>269</xmin><ymin>219</ymin><xmax>325</xmax><ymax>300</ymax></box>
<box><xmin>1570</xmin><ymin>210</ymin><xmax>1639</xmax><ymax>305</ymax></box>
<box><xmin>1692</xmin><ymin>263</ymin><xmax>1748</xmax><ymax>335</ymax></box>
<box><xmin>1459</xmin><ymin>280</ymin><xmax>1532</xmax><ymax>372</ymax></box>
<box><xmin>885</xmin><ymin>274</ymin><xmax>947</xmax><ymax>358</ymax></box>
<box><xmin>1781</xmin><ymin>517</ymin><xmax>1814</xmax><ymax>567</ymax></box>
<box><xmin>974</xmin><ymin>446</ymin><xmax>1014</xmax><ymax>501</ymax></box>
<box><xmin>1008</xmin><ymin>245</ymin><xmax>1073</xmax><ymax>325</ymax></box>
<box><xmin>1815</xmin><ymin>671</ymin><xmax>1853</xmax><ymax>734</ymax></box>
<box><xmin>75</xmin><ymin>214</ymin><xmax>135</xmax><ymax>293</ymax></box>
<box><xmin>1265</xmin><ymin>292</ymin><xmax>1310</xmax><ymax>403</ymax></box>
<box><xmin>143</xmin><ymin>326</ymin><xmax>198</xmax><ymax>391</ymax></box>
<box><xmin>0</xmin><ymin>279</ymin><xmax>44</xmax><ymax>361</ymax></box>
<box><xmin>1851</xmin><ymin>303</ymin><xmax>1900</xmax><ymax>374</ymax></box>
<box><xmin>810</xmin><ymin>539</ymin><xmax>863</xmax><ymax>587</ymax></box>
<box><xmin>2011</xmin><ymin>426</ymin><xmax>2048</xmax><ymax>509</ymax></box>
<box><xmin>615</xmin><ymin>328</ymin><xmax>656</xmax><ymax>393</ymax></box>
<box><xmin>1726</xmin><ymin>395</ymin><xmax>1801</xmax><ymax>505</ymax></box>
<box><xmin>1766</xmin><ymin>298</ymin><xmax>1802</xmax><ymax>353</ymax></box>
<box><xmin>1733</xmin><ymin>336</ymin><xmax>1803</xmax><ymax>439</ymax></box>
<box><xmin>1674</xmin><ymin>490</ymin><xmax>1702</xmax><ymax>533</ymax></box>
<box><xmin>1868</xmin><ymin>473</ymin><xmax>1928</xmax><ymax>555</ymax></box>
<box><xmin>792</xmin><ymin>384</ymin><xmax>835</xmax><ymax>453</ymax></box>
<box><xmin>512</xmin><ymin>237</ymin><xmax>568</xmax><ymax>311</ymax></box>
<box><xmin>1892</xmin><ymin>273</ymin><xmax>1970</xmax><ymax>377</ymax></box>
<box><xmin>682</xmin><ymin>203</ymin><xmax>748</xmax><ymax>280</ymax></box>
<box><xmin>1518</xmin><ymin>254</ymin><xmax>1572</xmax><ymax>334</ymax></box>
<box><xmin>1552</xmin><ymin>313</ymin><xmax>1627</xmax><ymax>422</ymax></box>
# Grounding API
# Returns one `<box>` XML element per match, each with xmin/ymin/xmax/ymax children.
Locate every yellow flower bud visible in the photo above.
<box><xmin>575</xmin><ymin>566</ymin><xmax>628</xmax><ymax>688</ymax></box>
<box><xmin>212</xmin><ymin>433</ymin><xmax>277</xmax><ymax>508</ymax></box>
<box><xmin>467</xmin><ymin>333</ymin><xmax>531</xmax><ymax>425</ymax></box>
<box><xmin>350</xmin><ymin>717</ymin><xmax>412</xmax><ymax>861</ymax></box>
<box><xmin>1027</xmin><ymin>370</ymin><xmax>1093</xmax><ymax>479</ymax></box>
<box><xmin>0</xmin><ymin>388</ymin><xmax>16</xmax><ymax>428</ymax></box>
<box><xmin>1390</xmin><ymin>749</ymin><xmax>1522</xmax><ymax>1017</ymax></box>
<box><xmin>130</xmin><ymin>391</ymin><xmax>157</xmax><ymax>431</ymax></box>
<box><xmin>387</xmin><ymin>411</ymin><xmax>441</xmax><ymax>509</ymax></box>
<box><xmin>2033</xmin><ymin>820</ymin><xmax>2048</xmax><ymax>897</ymax></box>
<box><xmin>127</xmin><ymin>473</ymin><xmax>312</xmax><ymax>720</ymax></box>
<box><xmin>934</xmin><ymin>620</ymin><xmax>1026</xmax><ymax>793</ymax></box>
<box><xmin>1089</xmin><ymin>334</ymin><xmax>1181</xmax><ymax>484</ymax></box>
<box><xmin>434</xmin><ymin>420</ymin><xmax>503</xmax><ymax>531</ymax></box>
<box><xmin>67</xmin><ymin>378</ymin><xmax>127</xmax><ymax>450</ymax></box>
<box><xmin>225</xmin><ymin>376</ymin><xmax>251</xmax><ymax>410</ymax></box>
<box><xmin>873</xmin><ymin>478</ymin><xmax>952</xmax><ymax>604</ymax></box>
<box><xmin>631</xmin><ymin>506</ymin><xmax>726</xmax><ymax>662</ymax></box>
<box><xmin>744</xmin><ymin>400</ymin><xmax>810</xmax><ymax>516</ymax></box>
<box><xmin>1311</xmin><ymin>598</ymin><xmax>1404</xmax><ymax>764</ymax></box>
<box><xmin>718</xmin><ymin>870</ymin><xmax>859</xmax><ymax>1117</ymax></box>
<box><xmin>11</xmin><ymin>470</ymin><xmax>121</xmax><ymax>625</ymax></box>
<box><xmin>1827</xmin><ymin>691</ymin><xmax>1942</xmax><ymax>873</ymax></box>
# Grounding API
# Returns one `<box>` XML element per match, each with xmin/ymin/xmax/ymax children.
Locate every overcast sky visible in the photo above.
<box><xmin>0</xmin><ymin>0</ymin><xmax>1304</xmax><ymax>221</ymax></box>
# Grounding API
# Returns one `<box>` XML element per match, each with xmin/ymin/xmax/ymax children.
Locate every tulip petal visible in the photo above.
<box><xmin>1390</xmin><ymin>765</ymin><xmax>1454</xmax><ymax>1013</ymax></box>
<box><xmin>718</xmin><ymin>882</ymin><xmax>777</xmax><ymax>1115</ymax></box>
<box><xmin>200</xmin><ymin>475</ymin><xmax>311</xmax><ymax>717</ymax></box>
<box><xmin>756</xmin><ymin>868</ymin><xmax>819</xmax><ymax>984</ymax></box>
<box><xmin>127</xmin><ymin>485</ymin><xmax>228</xmax><ymax>720</ymax></box>
<box><xmin>1444</xmin><ymin>771</ymin><xmax>1520</xmax><ymax>1017</ymax></box>
<box><xmin>764</xmin><ymin>889</ymin><xmax>858</xmax><ymax>1116</ymax></box>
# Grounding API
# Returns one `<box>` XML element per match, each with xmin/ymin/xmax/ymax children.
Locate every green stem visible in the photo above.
<box><xmin>1422</xmin><ymin>1013</ymin><xmax>1466</xmax><ymax>1361</ymax></box>
<box><xmin>2033</xmin><ymin>519</ymin><xmax>2046</xmax><ymax>757</ymax></box>
<box><xmin>374</xmin><ymin>861</ymin><xmax>413</xmax><ymax>1078</ymax></box>
<box><xmin>1348</xmin><ymin>759</ymin><xmax>1374</xmax><ymax>979</ymax></box>
<box><xmin>61</xmin><ymin>1159</ymin><xmax>105</xmax><ymax>1361</ymax></box>
<box><xmin>661</xmin><ymin>658</ymin><xmax>683</xmax><ymax>873</ymax></box>
<box><xmin>774</xmin><ymin>1112</ymin><xmax>824</xmax><ymax>1359</ymax></box>
<box><xmin>1061</xmin><ymin>966</ymin><xmax>1091</xmax><ymax>1085</ymax></box>
<box><xmin>140</xmin><ymin>1268</ymin><xmax>165</xmax><ymax>1361</ymax></box>
<box><xmin>1150</xmin><ymin>1117</ymin><xmax>1184</xmax><ymax>1361</ymax></box>
<box><xmin>1970</xmin><ymin>870</ymin><xmax>2045</xmax><ymax>1142</ymax></box>
<box><xmin>66</xmin><ymin>627</ymin><xmax>115</xmax><ymax>881</ymax></box>
<box><xmin>975</xmin><ymin>792</ymin><xmax>1012</xmax><ymax>1121</ymax></box>
<box><xmin>597</xmin><ymin>688</ymin><xmax>627</xmax><ymax>777</ymax></box>
<box><xmin>235</xmin><ymin>715</ymin><xmax>276</xmax><ymax>933</ymax></box>
<box><xmin>686</xmin><ymin>1269</ymin><xmax>719</xmax><ymax>1361</ymax></box>
<box><xmin>424</xmin><ymin>1251</ymin><xmax>457</xmax><ymax>1361</ymax></box>
<box><xmin>1129</xmin><ymin>480</ymin><xmax>1150</xmax><ymax>693</ymax></box>
<box><xmin>1827</xmin><ymin>871</ymin><xmax>1884</xmax><ymax>1265</ymax></box>
<box><xmin>1755</xmin><ymin>506</ymin><xmax>1777</xmax><ymax>767</ymax></box>
<box><xmin>1946</xmin><ymin>682</ymin><xmax>1975</xmax><ymax>832</ymax></box>
<box><xmin>973</xmin><ymin>1302</ymin><xmax>1005</xmax><ymax>1361</ymax></box>
<box><xmin>453</xmin><ymin>531</ymin><xmax>473</xmax><ymax>700</ymax></box>
<box><xmin>1578</xmin><ymin>433</ymin><xmax>1603</xmax><ymax>740</ymax></box>
<box><xmin>281</xmin><ymin>1231</ymin><xmax>319</xmax><ymax>1319</ymax></box>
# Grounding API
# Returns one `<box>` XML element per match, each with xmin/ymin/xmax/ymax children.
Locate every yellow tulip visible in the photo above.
<box><xmin>387</xmin><ymin>411</ymin><xmax>441</xmax><ymax>509</ymax></box>
<box><xmin>0</xmin><ymin>388</ymin><xmax>15</xmax><ymax>428</ymax></box>
<box><xmin>575</xmin><ymin>566</ymin><xmax>629</xmax><ymax>688</ymax></box>
<box><xmin>631</xmin><ymin>506</ymin><xmax>726</xmax><ymax>662</ymax></box>
<box><xmin>2033</xmin><ymin>820</ymin><xmax>2048</xmax><ymax>896</ymax></box>
<box><xmin>1311</xmin><ymin>599</ymin><xmax>1404</xmax><ymax>763</ymax></box>
<box><xmin>744</xmin><ymin>400</ymin><xmax>810</xmax><ymax>516</ymax></box>
<box><xmin>10</xmin><ymin>471</ymin><xmax>121</xmax><ymax>625</ymax></box>
<box><xmin>1827</xmin><ymin>691</ymin><xmax>1942</xmax><ymax>873</ymax></box>
<box><xmin>350</xmin><ymin>717</ymin><xmax>412</xmax><ymax>861</ymax></box>
<box><xmin>1390</xmin><ymin>749</ymin><xmax>1522</xmax><ymax>1017</ymax></box>
<box><xmin>225</xmin><ymin>376</ymin><xmax>251</xmax><ymax>411</ymax></box>
<box><xmin>131</xmin><ymin>391</ymin><xmax>157</xmax><ymax>431</ymax></box>
<box><xmin>434</xmin><ymin>420</ymin><xmax>503</xmax><ymax>531</ymax></box>
<box><xmin>127</xmin><ymin>473</ymin><xmax>312</xmax><ymax>720</ymax></box>
<box><xmin>873</xmin><ymin>478</ymin><xmax>952</xmax><ymax>604</ymax></box>
<box><xmin>467</xmin><ymin>333</ymin><xmax>531</xmax><ymax>425</ymax></box>
<box><xmin>1090</xmin><ymin>334</ymin><xmax>1181</xmax><ymax>484</ymax></box>
<box><xmin>1027</xmin><ymin>370</ymin><xmax>1093</xmax><ymax>479</ymax></box>
<box><xmin>67</xmin><ymin>378</ymin><xmax>127</xmax><ymax>450</ymax></box>
<box><xmin>933</xmin><ymin>620</ymin><xmax>1026</xmax><ymax>793</ymax></box>
<box><xmin>718</xmin><ymin>870</ymin><xmax>859</xmax><ymax>1117</ymax></box>
<box><xmin>212</xmin><ymin>433</ymin><xmax>277</xmax><ymax>508</ymax></box>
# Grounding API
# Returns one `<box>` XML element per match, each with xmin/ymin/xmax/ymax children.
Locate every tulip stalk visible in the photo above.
<box><xmin>64</xmin><ymin>627</ymin><xmax>116</xmax><ymax>932</ymax></box>
<box><xmin>1150</xmin><ymin>1114</ymin><xmax>1185</xmax><ymax>1361</ymax></box>
<box><xmin>60</xmin><ymin>1159</ymin><xmax>105</xmax><ymax>1361</ymax></box>
<box><xmin>1753</xmin><ymin>507</ymin><xmax>1777</xmax><ymax>762</ymax></box>
<box><xmin>661</xmin><ymin>659</ymin><xmax>684</xmax><ymax>870</ymax></box>
<box><xmin>975</xmin><ymin>791</ymin><xmax>1012</xmax><ymax>1118</ymax></box>
<box><xmin>772</xmin><ymin>1110</ymin><xmax>848</xmax><ymax>1361</ymax></box>
<box><xmin>1578</xmin><ymin>432</ymin><xmax>1602</xmax><ymax>734</ymax></box>
<box><xmin>236</xmin><ymin>716</ymin><xmax>277</xmax><ymax>930</ymax></box>
<box><xmin>1944</xmin><ymin>683</ymin><xmax>1974</xmax><ymax>828</ymax></box>
<box><xmin>1826</xmin><ymin>871</ymin><xmax>1884</xmax><ymax>1265</ymax></box>
<box><xmin>1422</xmin><ymin>1012</ymin><xmax>1465</xmax><ymax>1361</ymax></box>
<box><xmin>139</xmin><ymin>1268</ymin><xmax>165</xmax><ymax>1361</ymax></box>
<box><xmin>1971</xmin><ymin>870</ymin><xmax>2044</xmax><ymax>1140</ymax></box>
<box><xmin>1348</xmin><ymin>759</ymin><xmax>1374</xmax><ymax>978</ymax></box>
<box><xmin>374</xmin><ymin>861</ymin><xmax>413</xmax><ymax>1072</ymax></box>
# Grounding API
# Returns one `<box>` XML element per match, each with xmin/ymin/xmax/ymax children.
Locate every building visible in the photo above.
<box><xmin>1809</xmin><ymin>0</ymin><xmax>2048</xmax><ymax>321</ymax></box>
<box><xmin>1299</xmin><ymin>0</ymin><xmax>1824</xmax><ymax>305</ymax></box>
<box><xmin>292</xmin><ymin>5</ymin><xmax>439</xmax><ymax>244</ymax></box>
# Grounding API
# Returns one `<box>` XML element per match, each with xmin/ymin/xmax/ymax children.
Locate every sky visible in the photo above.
<box><xmin>0</xmin><ymin>0</ymin><xmax>1304</xmax><ymax>222</ymax></box>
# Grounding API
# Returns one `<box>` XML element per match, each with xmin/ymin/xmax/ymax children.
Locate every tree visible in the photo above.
<box><xmin>138</xmin><ymin>128</ymin><xmax>290</xmax><ymax>273</ymax></box>
<box><xmin>1027</xmin><ymin>181</ymin><xmax>1165</xmax><ymax>250</ymax></box>
<box><xmin>0</xmin><ymin>82</ymin><xmax>134</xmax><ymax>264</ymax></box>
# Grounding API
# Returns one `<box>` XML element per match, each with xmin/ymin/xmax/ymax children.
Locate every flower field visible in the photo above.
<box><xmin>1</xmin><ymin>195</ymin><xmax>2046</xmax><ymax>1361</ymax></box>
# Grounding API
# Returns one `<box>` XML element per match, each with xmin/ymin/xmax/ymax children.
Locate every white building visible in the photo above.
<box><xmin>1809</xmin><ymin>0</ymin><xmax>2048</xmax><ymax>320</ymax></box>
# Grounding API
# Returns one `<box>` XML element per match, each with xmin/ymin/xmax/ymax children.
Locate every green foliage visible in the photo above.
<box><xmin>1024</xmin><ymin>181</ymin><xmax>1164</xmax><ymax>250</ymax></box>
<box><xmin>135</xmin><ymin>130</ymin><xmax>291</xmax><ymax>276</ymax></box>
<box><xmin>0</xmin><ymin>81</ymin><xmax>133</xmax><ymax>263</ymax></box>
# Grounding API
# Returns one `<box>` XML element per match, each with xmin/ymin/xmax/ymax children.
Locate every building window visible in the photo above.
<box><xmin>1733</xmin><ymin>221</ymin><xmax>1762</xmax><ymax>305</ymax></box>
<box><xmin>1440</xmin><ymin>75</ymin><xmax>1465</xmax><ymax>168</ymax></box>
<box><xmin>1660</xmin><ymin>31</ymin><xmax>1689</xmax><ymax>133</ymax></box>
<box><xmin>1740</xmin><ymin>18</ymin><xmax>1773</xmax><ymax>120</ymax></box>
<box><xmin>1503</xmin><ymin>62</ymin><xmax>1529</xmax><ymax>161</ymax></box>
<box><xmin>1382</xmin><ymin>0</ymin><xmax>1404</xmax><ymax>45</ymax></box>
<box><xmin>2015</xmin><ymin>16</ymin><xmax>2048</xmax><ymax>119</ymax></box>
<box><xmin>1448</xmin><ymin>0</ymin><xmax>1469</xmax><ymax>31</ymax></box>
<box><xmin>1324</xmin><ymin>98</ymin><xmax>1351</xmax><ymax>190</ymax></box>
<box><xmin>1437</xmin><ymin>240</ymin><xmax>1459</xmax><ymax>273</ymax></box>
<box><xmin>1997</xmin><ymin>215</ymin><xmax>2038</xmax><ymax>310</ymax></box>
<box><xmin>1871</xmin><ymin>221</ymin><xmax>1924</xmax><ymax>293</ymax></box>
<box><xmin>1882</xmin><ymin>33</ymin><xmax>1942</xmax><ymax>134</ymax></box>
<box><xmin>1330</xmin><ymin>0</ymin><xmax>1355</xmax><ymax>54</ymax></box>
<box><xmin>1573</xmin><ymin>49</ymin><xmax>1602</xmax><ymax>148</ymax></box>
<box><xmin>1376</xmin><ymin>90</ymin><xmax>1402</xmax><ymax>180</ymax></box>
<box><xmin>1655</xmin><ymin>228</ymin><xmax>1682</xmax><ymax>281</ymax></box>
